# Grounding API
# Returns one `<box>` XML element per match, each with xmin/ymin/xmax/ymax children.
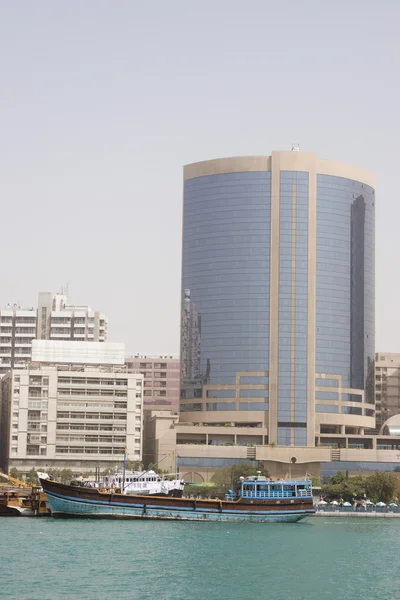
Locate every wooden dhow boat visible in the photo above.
<box><xmin>40</xmin><ymin>475</ymin><xmax>314</xmax><ymax>522</ymax></box>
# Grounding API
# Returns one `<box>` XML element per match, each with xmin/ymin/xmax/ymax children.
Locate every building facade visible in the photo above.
<box><xmin>125</xmin><ymin>355</ymin><xmax>180</xmax><ymax>408</ymax></box>
<box><xmin>37</xmin><ymin>292</ymin><xmax>107</xmax><ymax>342</ymax></box>
<box><xmin>180</xmin><ymin>152</ymin><xmax>375</xmax><ymax>450</ymax></box>
<box><xmin>0</xmin><ymin>293</ymin><xmax>107</xmax><ymax>378</ymax></box>
<box><xmin>0</xmin><ymin>306</ymin><xmax>37</xmax><ymax>377</ymax></box>
<box><xmin>374</xmin><ymin>353</ymin><xmax>400</xmax><ymax>431</ymax></box>
<box><xmin>0</xmin><ymin>346</ymin><xmax>143</xmax><ymax>475</ymax></box>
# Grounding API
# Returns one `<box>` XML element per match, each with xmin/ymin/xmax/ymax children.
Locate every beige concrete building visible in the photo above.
<box><xmin>375</xmin><ymin>353</ymin><xmax>400</xmax><ymax>431</ymax></box>
<box><xmin>125</xmin><ymin>355</ymin><xmax>180</xmax><ymax>409</ymax></box>
<box><xmin>0</xmin><ymin>355</ymin><xmax>143</xmax><ymax>476</ymax></box>
<box><xmin>145</xmin><ymin>409</ymin><xmax>400</xmax><ymax>482</ymax></box>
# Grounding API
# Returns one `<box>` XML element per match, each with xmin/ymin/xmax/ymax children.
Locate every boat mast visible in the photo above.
<box><xmin>122</xmin><ymin>447</ymin><xmax>127</xmax><ymax>491</ymax></box>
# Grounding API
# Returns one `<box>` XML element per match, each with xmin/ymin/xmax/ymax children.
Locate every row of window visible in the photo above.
<box><xmin>316</xmin><ymin>405</ymin><xmax>374</xmax><ymax>416</ymax></box>
<box><xmin>57</xmin><ymin>424</ymin><xmax>129</xmax><ymax>432</ymax></box>
<box><xmin>55</xmin><ymin>447</ymin><xmax>139</xmax><ymax>455</ymax></box>
<box><xmin>56</xmin><ymin>412</ymin><xmax>128</xmax><ymax>420</ymax></box>
<box><xmin>180</xmin><ymin>402</ymin><xmax>269</xmax><ymax>412</ymax></box>
<box><xmin>56</xmin><ymin>435</ymin><xmax>128</xmax><ymax>443</ymax></box>
<box><xmin>57</xmin><ymin>401</ymin><xmax>129</xmax><ymax>409</ymax></box>
<box><xmin>57</xmin><ymin>377</ymin><xmax>131</xmax><ymax>386</ymax></box>
<box><xmin>58</xmin><ymin>389</ymin><xmax>128</xmax><ymax>398</ymax></box>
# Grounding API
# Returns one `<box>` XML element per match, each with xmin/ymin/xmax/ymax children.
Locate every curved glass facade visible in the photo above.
<box><xmin>315</xmin><ymin>175</ymin><xmax>375</xmax><ymax>411</ymax></box>
<box><xmin>181</xmin><ymin>154</ymin><xmax>375</xmax><ymax>446</ymax></box>
<box><xmin>181</xmin><ymin>172</ymin><xmax>271</xmax><ymax>396</ymax></box>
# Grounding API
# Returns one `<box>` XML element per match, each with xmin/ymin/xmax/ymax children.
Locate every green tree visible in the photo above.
<box><xmin>321</xmin><ymin>474</ymin><xmax>366</xmax><ymax>502</ymax></box>
<box><xmin>329</xmin><ymin>471</ymin><xmax>347</xmax><ymax>485</ymax></box>
<box><xmin>47</xmin><ymin>468</ymin><xmax>61</xmax><ymax>481</ymax></box>
<box><xmin>184</xmin><ymin>484</ymin><xmax>219</xmax><ymax>499</ymax></box>
<box><xmin>26</xmin><ymin>468</ymin><xmax>38</xmax><ymax>485</ymax></box>
<box><xmin>365</xmin><ymin>472</ymin><xmax>399</xmax><ymax>504</ymax></box>
<box><xmin>9</xmin><ymin>467</ymin><xmax>22</xmax><ymax>480</ymax></box>
<box><xmin>126</xmin><ymin>460</ymin><xmax>143</xmax><ymax>471</ymax></box>
<box><xmin>311</xmin><ymin>475</ymin><xmax>322</xmax><ymax>487</ymax></box>
<box><xmin>59</xmin><ymin>469</ymin><xmax>73</xmax><ymax>484</ymax></box>
<box><xmin>101</xmin><ymin>467</ymin><xmax>114</xmax><ymax>476</ymax></box>
<box><xmin>148</xmin><ymin>463</ymin><xmax>168</xmax><ymax>475</ymax></box>
<box><xmin>213</xmin><ymin>462</ymin><xmax>270</xmax><ymax>489</ymax></box>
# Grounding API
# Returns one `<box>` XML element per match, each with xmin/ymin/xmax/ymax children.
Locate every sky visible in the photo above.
<box><xmin>0</xmin><ymin>0</ymin><xmax>399</xmax><ymax>355</ymax></box>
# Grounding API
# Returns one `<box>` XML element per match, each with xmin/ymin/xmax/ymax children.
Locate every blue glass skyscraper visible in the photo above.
<box><xmin>180</xmin><ymin>152</ymin><xmax>375</xmax><ymax>447</ymax></box>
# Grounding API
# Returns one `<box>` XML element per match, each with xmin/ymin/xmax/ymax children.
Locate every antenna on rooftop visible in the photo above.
<box><xmin>291</xmin><ymin>142</ymin><xmax>300</xmax><ymax>152</ymax></box>
<box><xmin>61</xmin><ymin>281</ymin><xmax>70</xmax><ymax>300</ymax></box>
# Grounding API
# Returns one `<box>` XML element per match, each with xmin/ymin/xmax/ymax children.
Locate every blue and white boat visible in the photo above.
<box><xmin>40</xmin><ymin>475</ymin><xmax>314</xmax><ymax>522</ymax></box>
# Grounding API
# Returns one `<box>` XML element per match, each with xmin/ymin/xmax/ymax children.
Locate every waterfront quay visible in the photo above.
<box><xmin>315</xmin><ymin>508</ymin><xmax>400</xmax><ymax>518</ymax></box>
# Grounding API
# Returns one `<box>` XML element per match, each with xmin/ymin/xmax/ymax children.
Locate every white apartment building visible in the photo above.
<box><xmin>0</xmin><ymin>293</ymin><xmax>108</xmax><ymax>378</ymax></box>
<box><xmin>37</xmin><ymin>292</ymin><xmax>107</xmax><ymax>342</ymax></box>
<box><xmin>0</xmin><ymin>306</ymin><xmax>37</xmax><ymax>377</ymax></box>
<box><xmin>0</xmin><ymin>342</ymin><xmax>143</xmax><ymax>475</ymax></box>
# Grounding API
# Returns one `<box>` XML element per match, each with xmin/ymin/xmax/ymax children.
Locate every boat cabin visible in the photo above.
<box><xmin>111</xmin><ymin>470</ymin><xmax>160</xmax><ymax>487</ymax></box>
<box><xmin>231</xmin><ymin>476</ymin><xmax>312</xmax><ymax>500</ymax></box>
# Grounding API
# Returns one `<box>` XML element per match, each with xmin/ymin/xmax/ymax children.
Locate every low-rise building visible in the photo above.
<box><xmin>0</xmin><ymin>341</ymin><xmax>143</xmax><ymax>476</ymax></box>
<box><xmin>375</xmin><ymin>353</ymin><xmax>400</xmax><ymax>431</ymax></box>
<box><xmin>146</xmin><ymin>411</ymin><xmax>400</xmax><ymax>483</ymax></box>
<box><xmin>125</xmin><ymin>355</ymin><xmax>180</xmax><ymax>409</ymax></box>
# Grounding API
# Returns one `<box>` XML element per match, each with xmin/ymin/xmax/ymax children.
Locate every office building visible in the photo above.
<box><xmin>180</xmin><ymin>151</ymin><xmax>375</xmax><ymax>455</ymax></box>
<box><xmin>125</xmin><ymin>355</ymin><xmax>180</xmax><ymax>408</ymax></box>
<box><xmin>0</xmin><ymin>341</ymin><xmax>143</xmax><ymax>475</ymax></box>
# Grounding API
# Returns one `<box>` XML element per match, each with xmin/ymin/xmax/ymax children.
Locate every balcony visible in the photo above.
<box><xmin>27</xmin><ymin>424</ymin><xmax>41</xmax><ymax>432</ymax></box>
<box><xmin>14</xmin><ymin>331</ymin><xmax>36</xmax><ymax>336</ymax></box>
<box><xmin>50</xmin><ymin>333</ymin><xmax>71</xmax><ymax>338</ymax></box>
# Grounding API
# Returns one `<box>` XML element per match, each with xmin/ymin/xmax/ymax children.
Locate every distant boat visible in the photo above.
<box><xmin>104</xmin><ymin>470</ymin><xmax>185</xmax><ymax>497</ymax></box>
<box><xmin>40</xmin><ymin>476</ymin><xmax>315</xmax><ymax>522</ymax></box>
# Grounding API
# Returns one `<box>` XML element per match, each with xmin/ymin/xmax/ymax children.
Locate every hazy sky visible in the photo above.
<box><xmin>1</xmin><ymin>1</ymin><xmax>399</xmax><ymax>355</ymax></box>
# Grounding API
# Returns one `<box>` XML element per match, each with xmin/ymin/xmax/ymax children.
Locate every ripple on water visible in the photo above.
<box><xmin>1</xmin><ymin>518</ymin><xmax>400</xmax><ymax>600</ymax></box>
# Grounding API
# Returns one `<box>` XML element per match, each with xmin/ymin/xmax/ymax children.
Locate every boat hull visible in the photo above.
<box><xmin>41</xmin><ymin>479</ymin><xmax>314</xmax><ymax>523</ymax></box>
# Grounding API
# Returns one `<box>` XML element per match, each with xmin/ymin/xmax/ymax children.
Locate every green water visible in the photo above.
<box><xmin>1</xmin><ymin>517</ymin><xmax>400</xmax><ymax>600</ymax></box>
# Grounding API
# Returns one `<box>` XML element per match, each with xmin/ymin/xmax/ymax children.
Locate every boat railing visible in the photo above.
<box><xmin>241</xmin><ymin>489</ymin><xmax>312</xmax><ymax>499</ymax></box>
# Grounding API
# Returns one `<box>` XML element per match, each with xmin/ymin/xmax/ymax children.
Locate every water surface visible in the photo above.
<box><xmin>1</xmin><ymin>517</ymin><xmax>399</xmax><ymax>599</ymax></box>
